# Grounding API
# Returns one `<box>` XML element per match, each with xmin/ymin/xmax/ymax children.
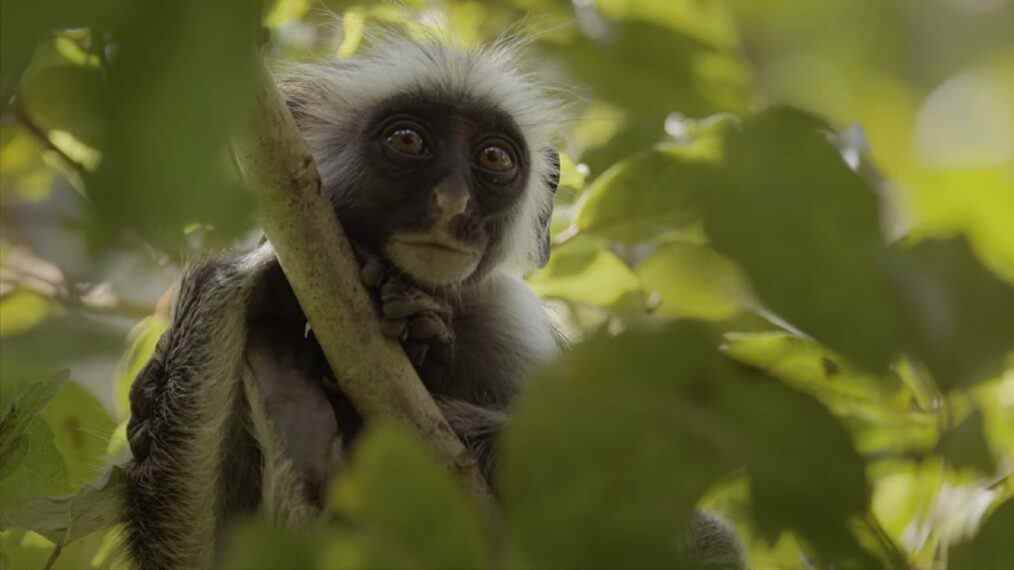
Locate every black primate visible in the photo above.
<box><xmin>120</xmin><ymin>34</ymin><xmax>743</xmax><ymax>570</ymax></box>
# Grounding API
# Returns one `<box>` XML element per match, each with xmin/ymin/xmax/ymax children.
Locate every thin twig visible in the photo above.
<box><xmin>13</xmin><ymin>97</ymin><xmax>89</xmax><ymax>175</ymax></box>
<box><xmin>42</xmin><ymin>538</ymin><xmax>65</xmax><ymax>570</ymax></box>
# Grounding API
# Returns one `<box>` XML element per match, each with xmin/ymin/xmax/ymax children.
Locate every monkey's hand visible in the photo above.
<box><xmin>357</xmin><ymin>250</ymin><xmax>453</xmax><ymax>374</ymax></box>
<box><xmin>378</xmin><ymin>275</ymin><xmax>455</xmax><ymax>374</ymax></box>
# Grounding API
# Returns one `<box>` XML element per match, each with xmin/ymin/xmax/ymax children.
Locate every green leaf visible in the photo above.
<box><xmin>503</xmin><ymin>324</ymin><xmax>738</xmax><ymax>570</ymax></box>
<box><xmin>575</xmin><ymin>143</ymin><xmax>720</xmax><ymax>244</ymax></box>
<box><xmin>0</xmin><ymin>289</ymin><xmax>52</xmax><ymax>337</ymax></box>
<box><xmin>637</xmin><ymin>241</ymin><xmax>750</xmax><ymax>320</ymax></box>
<box><xmin>937</xmin><ymin>409</ymin><xmax>997</xmax><ymax>475</ymax></box>
<box><xmin>221</xmin><ymin>521</ymin><xmax>328</xmax><ymax>570</ymax></box>
<box><xmin>950</xmin><ymin>499</ymin><xmax>1014</xmax><ymax>570</ymax></box>
<box><xmin>0</xmin><ymin>0</ymin><xmax>116</xmax><ymax>101</ymax></box>
<box><xmin>41</xmin><ymin>381</ymin><xmax>116</xmax><ymax>489</ymax></box>
<box><xmin>528</xmin><ymin>235</ymin><xmax>644</xmax><ymax>309</ymax></box>
<box><xmin>2</xmin><ymin>466</ymin><xmax>126</xmax><ymax>544</ymax></box>
<box><xmin>328</xmin><ymin>424</ymin><xmax>488</xmax><ymax>570</ymax></box>
<box><xmin>20</xmin><ymin>62</ymin><xmax>105</xmax><ymax>145</ymax></box>
<box><xmin>545</xmin><ymin>20</ymin><xmax>749</xmax><ymax>121</ymax></box>
<box><xmin>86</xmin><ymin>0</ymin><xmax>259</xmax><ymax>249</ymax></box>
<box><xmin>0</xmin><ymin>371</ymin><xmax>68</xmax><ymax>481</ymax></box>
<box><xmin>703</xmin><ymin>107</ymin><xmax>903</xmax><ymax>373</ymax></box>
<box><xmin>503</xmin><ymin>322</ymin><xmax>876</xmax><ymax>568</ymax></box>
<box><xmin>0</xmin><ymin>528</ymin><xmax>113</xmax><ymax>570</ymax></box>
<box><xmin>0</xmin><ymin>418</ymin><xmax>68</xmax><ymax>513</ymax></box>
<box><xmin>890</xmin><ymin>237</ymin><xmax>1014</xmax><ymax>390</ymax></box>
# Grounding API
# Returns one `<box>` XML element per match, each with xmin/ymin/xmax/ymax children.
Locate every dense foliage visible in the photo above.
<box><xmin>2</xmin><ymin>1</ymin><xmax>1013</xmax><ymax>569</ymax></box>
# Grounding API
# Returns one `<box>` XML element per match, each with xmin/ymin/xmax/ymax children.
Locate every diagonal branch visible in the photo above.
<box><xmin>230</xmin><ymin>56</ymin><xmax>492</xmax><ymax>500</ymax></box>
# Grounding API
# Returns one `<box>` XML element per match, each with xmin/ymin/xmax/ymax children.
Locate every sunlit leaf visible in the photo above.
<box><xmin>528</xmin><ymin>235</ymin><xmax>644</xmax><ymax>310</ymax></box>
<box><xmin>637</xmin><ymin>241</ymin><xmax>750</xmax><ymax>320</ymax></box>
<box><xmin>41</xmin><ymin>380</ymin><xmax>116</xmax><ymax>489</ymax></box>
<box><xmin>264</xmin><ymin>0</ymin><xmax>311</xmax><ymax>27</ymax></box>
<box><xmin>0</xmin><ymin>289</ymin><xmax>53</xmax><ymax>337</ymax></box>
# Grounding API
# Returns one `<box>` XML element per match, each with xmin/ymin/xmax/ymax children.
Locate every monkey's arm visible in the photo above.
<box><xmin>123</xmin><ymin>245</ymin><xmax>342</xmax><ymax>569</ymax></box>
<box><xmin>123</xmin><ymin>251</ymin><xmax>272</xmax><ymax>570</ymax></box>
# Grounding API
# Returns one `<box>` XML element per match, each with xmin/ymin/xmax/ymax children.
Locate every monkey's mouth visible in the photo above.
<box><xmin>387</xmin><ymin>235</ymin><xmax>482</xmax><ymax>286</ymax></box>
<box><xmin>391</xmin><ymin>238</ymin><xmax>479</xmax><ymax>257</ymax></box>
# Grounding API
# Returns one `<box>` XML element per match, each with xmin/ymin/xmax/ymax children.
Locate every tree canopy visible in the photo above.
<box><xmin>2</xmin><ymin>1</ymin><xmax>1013</xmax><ymax>569</ymax></box>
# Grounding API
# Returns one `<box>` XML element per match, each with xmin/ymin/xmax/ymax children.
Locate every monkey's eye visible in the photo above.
<box><xmin>383</xmin><ymin>127</ymin><xmax>430</xmax><ymax>158</ymax></box>
<box><xmin>474</xmin><ymin>143</ymin><xmax>519</xmax><ymax>184</ymax></box>
<box><xmin>478</xmin><ymin>146</ymin><xmax>514</xmax><ymax>171</ymax></box>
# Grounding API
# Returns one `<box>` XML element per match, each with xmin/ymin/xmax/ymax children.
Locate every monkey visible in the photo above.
<box><xmin>120</xmin><ymin>33</ymin><xmax>744</xmax><ymax>570</ymax></box>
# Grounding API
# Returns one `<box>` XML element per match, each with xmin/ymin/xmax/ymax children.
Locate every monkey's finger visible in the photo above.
<box><xmin>381</xmin><ymin>318</ymin><xmax>407</xmax><ymax>340</ymax></box>
<box><xmin>428</xmin><ymin>339</ymin><xmax>454</xmax><ymax>367</ymax></box>
<box><xmin>360</xmin><ymin>257</ymin><xmax>386</xmax><ymax>288</ymax></box>
<box><xmin>405</xmin><ymin>342</ymin><xmax>429</xmax><ymax>368</ymax></box>
<box><xmin>408</xmin><ymin>313</ymin><xmax>449</xmax><ymax>340</ymax></box>
<box><xmin>382</xmin><ymin>295</ymin><xmax>446</xmax><ymax>319</ymax></box>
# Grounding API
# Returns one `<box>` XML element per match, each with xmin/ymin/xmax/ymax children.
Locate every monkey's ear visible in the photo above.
<box><xmin>535</xmin><ymin>149</ymin><xmax>560</xmax><ymax>268</ymax></box>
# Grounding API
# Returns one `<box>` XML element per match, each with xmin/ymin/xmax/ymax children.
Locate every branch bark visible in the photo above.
<box><xmin>230</xmin><ymin>58</ymin><xmax>492</xmax><ymax>499</ymax></box>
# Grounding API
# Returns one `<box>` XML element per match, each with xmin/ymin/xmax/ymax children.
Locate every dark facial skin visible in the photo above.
<box><xmin>329</xmin><ymin>92</ymin><xmax>531</xmax><ymax>287</ymax></box>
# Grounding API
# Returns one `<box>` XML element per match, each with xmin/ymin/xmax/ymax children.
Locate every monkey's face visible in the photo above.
<box><xmin>336</xmin><ymin>94</ymin><xmax>531</xmax><ymax>288</ymax></box>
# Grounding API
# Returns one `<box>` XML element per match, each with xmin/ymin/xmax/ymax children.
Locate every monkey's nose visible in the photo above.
<box><xmin>434</xmin><ymin>182</ymin><xmax>470</xmax><ymax>219</ymax></box>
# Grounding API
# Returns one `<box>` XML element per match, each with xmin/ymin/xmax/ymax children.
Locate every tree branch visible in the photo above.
<box><xmin>230</xmin><ymin>57</ymin><xmax>492</xmax><ymax>499</ymax></box>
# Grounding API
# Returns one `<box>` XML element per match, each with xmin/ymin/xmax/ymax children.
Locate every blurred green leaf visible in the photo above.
<box><xmin>596</xmin><ymin>0</ymin><xmax>740</xmax><ymax>49</ymax></box>
<box><xmin>0</xmin><ymin>313</ymin><xmax>127</xmax><ymax>390</ymax></box>
<box><xmin>265</xmin><ymin>0</ymin><xmax>311</xmax><ymax>27</ymax></box>
<box><xmin>86</xmin><ymin>0</ymin><xmax>259</xmax><ymax>249</ymax></box>
<box><xmin>0</xmin><ymin>289</ymin><xmax>53</xmax><ymax>337</ymax></box>
<box><xmin>503</xmin><ymin>324</ymin><xmax>739</xmax><ymax>569</ymax></box>
<box><xmin>704</xmin><ymin>107</ymin><xmax>903</xmax><ymax>373</ymax></box>
<box><xmin>528</xmin><ymin>235</ymin><xmax>643</xmax><ymax>309</ymax></box>
<box><xmin>504</xmin><ymin>322</ymin><xmax>876</xmax><ymax>568</ymax></box>
<box><xmin>937</xmin><ymin>409</ymin><xmax>997</xmax><ymax>475</ymax></box>
<box><xmin>575</xmin><ymin>143</ymin><xmax>720</xmax><ymax>244</ymax></box>
<box><xmin>20</xmin><ymin>62</ymin><xmax>105</xmax><ymax>146</ymax></box>
<box><xmin>950</xmin><ymin>499</ymin><xmax>1014</xmax><ymax>570</ymax></box>
<box><xmin>0</xmin><ymin>528</ymin><xmax>113</xmax><ymax>570</ymax></box>
<box><xmin>0</xmin><ymin>0</ymin><xmax>117</xmax><ymax>101</ymax></box>
<box><xmin>545</xmin><ymin>20</ymin><xmax>749</xmax><ymax>122</ymax></box>
<box><xmin>328</xmin><ymin>424</ymin><xmax>488</xmax><ymax>570</ymax></box>
<box><xmin>221</xmin><ymin>521</ymin><xmax>328</xmax><ymax>570</ymax></box>
<box><xmin>637</xmin><ymin>241</ymin><xmax>750</xmax><ymax>320</ymax></box>
<box><xmin>891</xmin><ymin>237</ymin><xmax>1014</xmax><ymax>390</ymax></box>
